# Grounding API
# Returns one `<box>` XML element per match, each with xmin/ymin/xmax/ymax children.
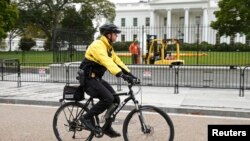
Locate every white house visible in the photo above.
<box><xmin>113</xmin><ymin>0</ymin><xmax>246</xmax><ymax>44</ymax></box>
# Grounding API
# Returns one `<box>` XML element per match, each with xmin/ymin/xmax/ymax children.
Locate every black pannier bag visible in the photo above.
<box><xmin>63</xmin><ymin>85</ymin><xmax>85</xmax><ymax>101</ymax></box>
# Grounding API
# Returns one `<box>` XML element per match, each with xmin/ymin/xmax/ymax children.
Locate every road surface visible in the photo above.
<box><xmin>1</xmin><ymin>103</ymin><xmax>250</xmax><ymax>141</ymax></box>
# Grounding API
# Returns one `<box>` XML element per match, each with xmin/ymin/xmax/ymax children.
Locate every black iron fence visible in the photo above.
<box><xmin>1</xmin><ymin>26</ymin><xmax>250</xmax><ymax>96</ymax></box>
<box><xmin>1</xmin><ymin>26</ymin><xmax>250</xmax><ymax>66</ymax></box>
<box><xmin>0</xmin><ymin>59</ymin><xmax>21</xmax><ymax>87</ymax></box>
<box><xmin>2</xmin><ymin>26</ymin><xmax>241</xmax><ymax>65</ymax></box>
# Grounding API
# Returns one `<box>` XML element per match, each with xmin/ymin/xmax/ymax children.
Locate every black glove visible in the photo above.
<box><xmin>127</xmin><ymin>72</ymin><xmax>140</xmax><ymax>84</ymax></box>
<box><xmin>127</xmin><ymin>72</ymin><xmax>136</xmax><ymax>78</ymax></box>
<box><xmin>116</xmin><ymin>72</ymin><xmax>140</xmax><ymax>84</ymax></box>
<box><xmin>121</xmin><ymin>74</ymin><xmax>134</xmax><ymax>83</ymax></box>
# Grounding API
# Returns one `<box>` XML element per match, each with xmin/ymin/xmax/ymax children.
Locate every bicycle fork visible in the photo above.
<box><xmin>136</xmin><ymin>104</ymin><xmax>151</xmax><ymax>134</ymax></box>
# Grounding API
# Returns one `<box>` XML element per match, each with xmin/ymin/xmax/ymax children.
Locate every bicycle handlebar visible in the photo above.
<box><xmin>126</xmin><ymin>78</ymin><xmax>141</xmax><ymax>85</ymax></box>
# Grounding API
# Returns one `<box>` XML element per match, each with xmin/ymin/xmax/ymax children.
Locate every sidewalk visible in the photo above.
<box><xmin>0</xmin><ymin>81</ymin><xmax>250</xmax><ymax>118</ymax></box>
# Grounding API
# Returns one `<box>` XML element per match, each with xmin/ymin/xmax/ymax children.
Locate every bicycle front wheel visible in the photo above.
<box><xmin>53</xmin><ymin>102</ymin><xmax>92</xmax><ymax>141</ymax></box>
<box><xmin>123</xmin><ymin>105</ymin><xmax>174</xmax><ymax>141</ymax></box>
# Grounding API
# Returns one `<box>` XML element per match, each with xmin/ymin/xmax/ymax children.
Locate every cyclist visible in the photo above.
<box><xmin>79</xmin><ymin>23</ymin><xmax>137</xmax><ymax>138</ymax></box>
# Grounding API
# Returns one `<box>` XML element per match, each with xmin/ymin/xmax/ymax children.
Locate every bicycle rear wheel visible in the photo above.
<box><xmin>53</xmin><ymin>102</ymin><xmax>92</xmax><ymax>141</ymax></box>
<box><xmin>123</xmin><ymin>105</ymin><xmax>174</xmax><ymax>141</ymax></box>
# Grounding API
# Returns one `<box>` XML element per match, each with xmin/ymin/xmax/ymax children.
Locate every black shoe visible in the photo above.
<box><xmin>103</xmin><ymin>127</ymin><xmax>121</xmax><ymax>138</ymax></box>
<box><xmin>80</xmin><ymin>116</ymin><xmax>96</xmax><ymax>132</ymax></box>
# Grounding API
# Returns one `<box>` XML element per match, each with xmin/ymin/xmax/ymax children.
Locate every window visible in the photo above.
<box><xmin>133</xmin><ymin>18</ymin><xmax>138</xmax><ymax>26</ymax></box>
<box><xmin>145</xmin><ymin>17</ymin><xmax>150</xmax><ymax>26</ymax></box>
<box><xmin>164</xmin><ymin>34</ymin><xmax>167</xmax><ymax>39</ymax></box>
<box><xmin>164</xmin><ymin>17</ymin><xmax>167</xmax><ymax>26</ymax></box>
<box><xmin>195</xmin><ymin>16</ymin><xmax>201</xmax><ymax>25</ymax></box>
<box><xmin>121</xmin><ymin>18</ymin><xmax>125</xmax><ymax>27</ymax></box>
<box><xmin>179</xmin><ymin>17</ymin><xmax>184</xmax><ymax>27</ymax></box>
<box><xmin>121</xmin><ymin>34</ymin><xmax>125</xmax><ymax>41</ymax></box>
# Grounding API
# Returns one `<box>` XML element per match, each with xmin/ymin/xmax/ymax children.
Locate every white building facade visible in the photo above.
<box><xmin>113</xmin><ymin>0</ymin><xmax>246</xmax><ymax>44</ymax></box>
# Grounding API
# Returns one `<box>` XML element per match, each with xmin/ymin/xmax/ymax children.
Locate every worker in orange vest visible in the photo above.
<box><xmin>129</xmin><ymin>40</ymin><xmax>140</xmax><ymax>64</ymax></box>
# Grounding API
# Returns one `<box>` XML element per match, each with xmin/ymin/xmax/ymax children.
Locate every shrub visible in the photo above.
<box><xmin>19</xmin><ymin>37</ymin><xmax>36</xmax><ymax>51</ymax></box>
<box><xmin>113</xmin><ymin>41</ymin><xmax>133</xmax><ymax>51</ymax></box>
<box><xmin>233</xmin><ymin>42</ymin><xmax>248</xmax><ymax>51</ymax></box>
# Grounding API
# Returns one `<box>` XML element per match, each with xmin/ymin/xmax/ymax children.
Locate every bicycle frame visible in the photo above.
<box><xmin>76</xmin><ymin>83</ymin><xmax>142</xmax><ymax>128</ymax></box>
<box><xmin>54</xmin><ymin>81</ymin><xmax>174</xmax><ymax>141</ymax></box>
<box><xmin>61</xmin><ymin>83</ymin><xmax>146</xmax><ymax>136</ymax></box>
<box><xmin>110</xmin><ymin>83</ymin><xmax>140</xmax><ymax>119</ymax></box>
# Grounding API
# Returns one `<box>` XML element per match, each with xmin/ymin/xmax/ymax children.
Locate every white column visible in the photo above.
<box><xmin>184</xmin><ymin>8</ymin><xmax>189</xmax><ymax>43</ymax></box>
<box><xmin>167</xmin><ymin>9</ymin><xmax>172</xmax><ymax>39</ymax></box>
<box><xmin>202</xmin><ymin>8</ymin><xmax>208</xmax><ymax>42</ymax></box>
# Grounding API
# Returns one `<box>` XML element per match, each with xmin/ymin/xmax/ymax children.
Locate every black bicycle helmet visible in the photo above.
<box><xmin>99</xmin><ymin>23</ymin><xmax>121</xmax><ymax>35</ymax></box>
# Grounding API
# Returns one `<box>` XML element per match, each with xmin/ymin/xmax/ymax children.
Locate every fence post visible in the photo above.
<box><xmin>66</xmin><ymin>64</ymin><xmax>69</xmax><ymax>86</ymax></box>
<box><xmin>117</xmin><ymin>77</ymin><xmax>122</xmax><ymax>91</ymax></box>
<box><xmin>173</xmin><ymin>65</ymin><xmax>180</xmax><ymax>94</ymax></box>
<box><xmin>239</xmin><ymin>67</ymin><xmax>243</xmax><ymax>97</ymax></box>
<box><xmin>196</xmin><ymin>24</ymin><xmax>200</xmax><ymax>65</ymax></box>
<box><xmin>240</xmin><ymin>66</ymin><xmax>249</xmax><ymax>97</ymax></box>
<box><xmin>141</xmin><ymin>25</ymin><xmax>145</xmax><ymax>64</ymax></box>
<box><xmin>16</xmin><ymin>59</ymin><xmax>21</xmax><ymax>87</ymax></box>
<box><xmin>1</xmin><ymin>60</ymin><xmax>3</xmax><ymax>81</ymax></box>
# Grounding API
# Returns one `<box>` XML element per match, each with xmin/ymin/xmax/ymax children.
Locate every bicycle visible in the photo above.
<box><xmin>53</xmin><ymin>80</ymin><xmax>175</xmax><ymax>141</ymax></box>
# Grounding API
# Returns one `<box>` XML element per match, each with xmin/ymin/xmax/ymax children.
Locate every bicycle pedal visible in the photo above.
<box><xmin>94</xmin><ymin>127</ymin><xmax>103</xmax><ymax>138</ymax></box>
<box><xmin>95</xmin><ymin>126</ymin><xmax>102</xmax><ymax>133</ymax></box>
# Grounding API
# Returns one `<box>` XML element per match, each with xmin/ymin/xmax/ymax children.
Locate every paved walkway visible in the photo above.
<box><xmin>1</xmin><ymin>81</ymin><xmax>250</xmax><ymax>118</ymax></box>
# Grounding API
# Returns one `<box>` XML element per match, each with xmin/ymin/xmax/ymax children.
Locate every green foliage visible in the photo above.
<box><xmin>0</xmin><ymin>0</ymin><xmax>19</xmax><ymax>39</ymax></box>
<box><xmin>59</xmin><ymin>6</ymin><xmax>95</xmax><ymax>45</ymax></box>
<box><xmin>19</xmin><ymin>37</ymin><xmax>36</xmax><ymax>51</ymax></box>
<box><xmin>113</xmin><ymin>41</ymin><xmax>133</xmax><ymax>51</ymax></box>
<box><xmin>211</xmin><ymin>0</ymin><xmax>250</xmax><ymax>38</ymax></box>
<box><xmin>17</xmin><ymin>0</ymin><xmax>116</xmax><ymax>50</ymax></box>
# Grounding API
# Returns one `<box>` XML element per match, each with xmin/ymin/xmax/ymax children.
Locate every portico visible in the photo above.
<box><xmin>113</xmin><ymin>0</ymin><xmax>246</xmax><ymax>44</ymax></box>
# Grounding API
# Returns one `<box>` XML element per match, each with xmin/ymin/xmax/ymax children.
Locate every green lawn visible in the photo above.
<box><xmin>181</xmin><ymin>51</ymin><xmax>250</xmax><ymax>66</ymax></box>
<box><xmin>1</xmin><ymin>51</ymin><xmax>250</xmax><ymax>66</ymax></box>
<box><xmin>0</xmin><ymin>51</ymin><xmax>53</xmax><ymax>63</ymax></box>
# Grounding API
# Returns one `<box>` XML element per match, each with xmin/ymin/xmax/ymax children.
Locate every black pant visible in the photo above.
<box><xmin>131</xmin><ymin>54</ymin><xmax>138</xmax><ymax>64</ymax></box>
<box><xmin>84</xmin><ymin>78</ymin><xmax>120</xmax><ymax>119</ymax></box>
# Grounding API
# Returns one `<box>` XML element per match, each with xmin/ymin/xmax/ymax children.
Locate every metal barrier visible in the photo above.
<box><xmin>1</xmin><ymin>59</ymin><xmax>21</xmax><ymax>87</ymax></box>
<box><xmin>240</xmin><ymin>66</ymin><xmax>250</xmax><ymax>97</ymax></box>
<box><xmin>60</xmin><ymin>63</ymin><xmax>243</xmax><ymax>93</ymax></box>
<box><xmin>0</xmin><ymin>61</ymin><xmax>246</xmax><ymax>96</ymax></box>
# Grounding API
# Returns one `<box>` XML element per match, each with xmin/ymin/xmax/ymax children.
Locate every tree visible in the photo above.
<box><xmin>18</xmin><ymin>0</ymin><xmax>116</xmax><ymax>50</ymax></box>
<box><xmin>211</xmin><ymin>0</ymin><xmax>250</xmax><ymax>38</ymax></box>
<box><xmin>59</xmin><ymin>6</ymin><xmax>95</xmax><ymax>46</ymax></box>
<box><xmin>7</xmin><ymin>8</ymin><xmax>26</xmax><ymax>51</ymax></box>
<box><xmin>0</xmin><ymin>0</ymin><xmax>19</xmax><ymax>40</ymax></box>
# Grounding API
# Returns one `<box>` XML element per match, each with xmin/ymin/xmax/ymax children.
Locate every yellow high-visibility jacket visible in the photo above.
<box><xmin>84</xmin><ymin>35</ymin><xmax>130</xmax><ymax>77</ymax></box>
